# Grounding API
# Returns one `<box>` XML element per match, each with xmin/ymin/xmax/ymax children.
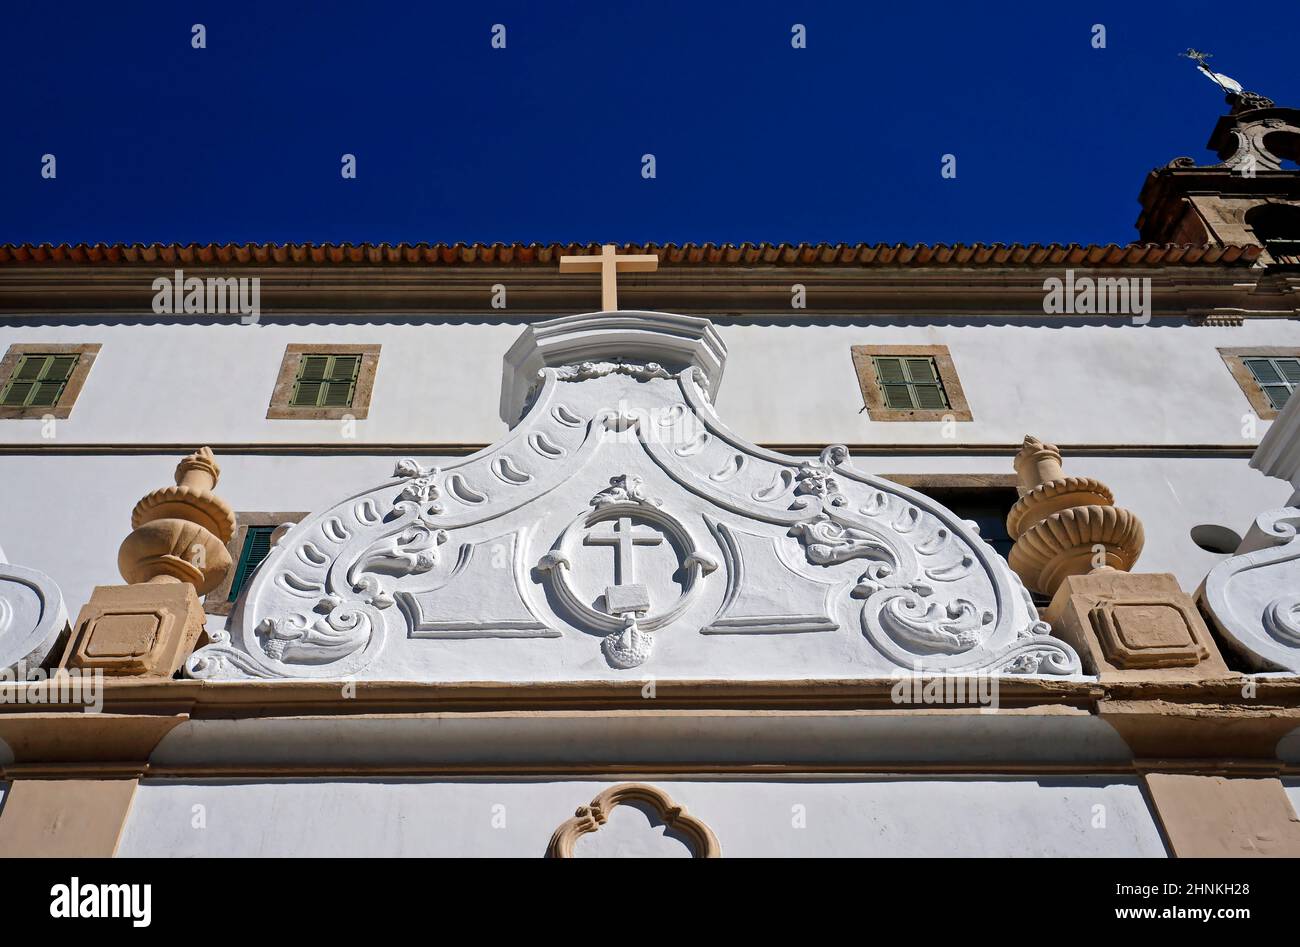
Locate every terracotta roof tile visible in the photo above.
<box><xmin>0</xmin><ymin>242</ymin><xmax>1264</xmax><ymax>268</ymax></box>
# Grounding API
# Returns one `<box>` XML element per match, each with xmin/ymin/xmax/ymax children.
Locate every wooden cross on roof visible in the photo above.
<box><xmin>558</xmin><ymin>244</ymin><xmax>658</xmax><ymax>312</ymax></box>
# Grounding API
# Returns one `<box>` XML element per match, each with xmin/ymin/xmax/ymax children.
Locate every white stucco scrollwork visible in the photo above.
<box><xmin>187</xmin><ymin>311</ymin><xmax>1079</xmax><ymax>682</ymax></box>
<box><xmin>1200</xmin><ymin>507</ymin><xmax>1300</xmax><ymax>672</ymax></box>
<box><xmin>0</xmin><ymin>545</ymin><xmax>70</xmax><ymax>677</ymax></box>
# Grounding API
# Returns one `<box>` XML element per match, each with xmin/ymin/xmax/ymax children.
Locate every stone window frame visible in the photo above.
<box><xmin>850</xmin><ymin>344</ymin><xmax>973</xmax><ymax>422</ymax></box>
<box><xmin>267</xmin><ymin>344</ymin><xmax>381</xmax><ymax>420</ymax></box>
<box><xmin>204</xmin><ymin>511</ymin><xmax>309</xmax><ymax>616</ymax></box>
<box><xmin>0</xmin><ymin>343</ymin><xmax>101</xmax><ymax>420</ymax></box>
<box><xmin>1218</xmin><ymin>347</ymin><xmax>1300</xmax><ymax>420</ymax></box>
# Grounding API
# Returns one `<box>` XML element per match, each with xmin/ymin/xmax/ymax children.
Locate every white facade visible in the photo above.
<box><xmin>117</xmin><ymin>777</ymin><xmax>1166</xmax><ymax>858</ymax></box>
<box><xmin>0</xmin><ymin>312</ymin><xmax>1294</xmax><ymax>617</ymax></box>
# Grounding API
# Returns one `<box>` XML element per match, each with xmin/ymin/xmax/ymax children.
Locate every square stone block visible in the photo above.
<box><xmin>1046</xmin><ymin>571</ymin><xmax>1229</xmax><ymax>681</ymax></box>
<box><xmin>83</xmin><ymin>612</ymin><xmax>162</xmax><ymax>659</ymax></box>
<box><xmin>1089</xmin><ymin>600</ymin><xmax>1207</xmax><ymax>670</ymax></box>
<box><xmin>62</xmin><ymin>583</ymin><xmax>206</xmax><ymax>678</ymax></box>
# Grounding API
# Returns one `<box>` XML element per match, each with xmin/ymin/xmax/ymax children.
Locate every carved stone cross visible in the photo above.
<box><xmin>559</xmin><ymin>244</ymin><xmax>658</xmax><ymax>312</ymax></box>
<box><xmin>584</xmin><ymin>516</ymin><xmax>663</xmax><ymax>615</ymax></box>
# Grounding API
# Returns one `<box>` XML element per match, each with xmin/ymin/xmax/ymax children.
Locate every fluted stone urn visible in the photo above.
<box><xmin>118</xmin><ymin>447</ymin><xmax>236</xmax><ymax>593</ymax></box>
<box><xmin>1006</xmin><ymin>436</ymin><xmax>1144</xmax><ymax>597</ymax></box>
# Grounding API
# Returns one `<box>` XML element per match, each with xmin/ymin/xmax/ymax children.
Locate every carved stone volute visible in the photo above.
<box><xmin>1007</xmin><ymin>435</ymin><xmax>1144</xmax><ymax>597</ymax></box>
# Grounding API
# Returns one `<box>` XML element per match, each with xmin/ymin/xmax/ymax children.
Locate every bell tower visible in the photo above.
<box><xmin>1138</xmin><ymin>56</ymin><xmax>1300</xmax><ymax>265</ymax></box>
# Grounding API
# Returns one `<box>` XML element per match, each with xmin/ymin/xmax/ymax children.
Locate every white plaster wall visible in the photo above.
<box><xmin>0</xmin><ymin>315</ymin><xmax>1295</xmax><ymax>446</ymax></box>
<box><xmin>0</xmin><ymin>451</ymin><xmax>1282</xmax><ymax>616</ymax></box>
<box><xmin>1</xmin><ymin>313</ymin><xmax>1293</xmax><ymax>614</ymax></box>
<box><xmin>116</xmin><ymin>777</ymin><xmax>1167</xmax><ymax>857</ymax></box>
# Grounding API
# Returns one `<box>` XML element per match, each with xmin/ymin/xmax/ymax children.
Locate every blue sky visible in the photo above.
<box><xmin>3</xmin><ymin>1</ymin><xmax>1297</xmax><ymax>246</ymax></box>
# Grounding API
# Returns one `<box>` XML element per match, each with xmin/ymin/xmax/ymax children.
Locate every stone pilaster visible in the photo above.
<box><xmin>59</xmin><ymin>447</ymin><xmax>235</xmax><ymax>678</ymax></box>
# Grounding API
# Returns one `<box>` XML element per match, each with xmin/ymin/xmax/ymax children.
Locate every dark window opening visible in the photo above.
<box><xmin>228</xmin><ymin>526</ymin><xmax>277</xmax><ymax>602</ymax></box>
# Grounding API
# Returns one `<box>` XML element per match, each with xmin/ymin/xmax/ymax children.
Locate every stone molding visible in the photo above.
<box><xmin>0</xmin><ymin>342</ymin><xmax>100</xmax><ymax>420</ymax></box>
<box><xmin>546</xmin><ymin>783</ymin><xmax>721</xmax><ymax>858</ymax></box>
<box><xmin>500</xmin><ymin>310</ymin><xmax>726</xmax><ymax>427</ymax></box>
<box><xmin>0</xmin><ymin>260</ymin><xmax>1279</xmax><ymax>320</ymax></box>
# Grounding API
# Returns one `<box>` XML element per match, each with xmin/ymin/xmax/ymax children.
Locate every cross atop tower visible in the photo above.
<box><xmin>559</xmin><ymin>244</ymin><xmax>658</xmax><ymax>312</ymax></box>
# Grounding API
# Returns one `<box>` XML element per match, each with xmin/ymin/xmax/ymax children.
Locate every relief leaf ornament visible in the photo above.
<box><xmin>393</xmin><ymin>458</ymin><xmax>443</xmax><ymax>516</ymax></box>
<box><xmin>791</xmin><ymin>517</ymin><xmax>894</xmax><ymax>567</ymax></box>
<box><xmin>876</xmin><ymin>591</ymin><xmax>992</xmax><ymax>654</ymax></box>
<box><xmin>792</xmin><ymin>445</ymin><xmax>852</xmax><ymax>509</ymax></box>
<box><xmin>602</xmin><ymin>617</ymin><xmax>655</xmax><ymax>670</ymax></box>
<box><xmin>591</xmin><ymin>474</ymin><xmax>662</xmax><ymax>510</ymax></box>
<box><xmin>256</xmin><ymin>597</ymin><xmax>373</xmax><ymax>666</ymax></box>
<box><xmin>347</xmin><ymin>525</ymin><xmax>449</xmax><ymax>608</ymax></box>
<box><xmin>552</xmin><ymin>360</ymin><xmax>674</xmax><ymax>384</ymax></box>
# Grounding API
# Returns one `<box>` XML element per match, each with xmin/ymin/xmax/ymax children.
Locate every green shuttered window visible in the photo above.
<box><xmin>228</xmin><ymin>526</ymin><xmax>277</xmax><ymax>603</ymax></box>
<box><xmin>1245</xmin><ymin>356</ymin><xmax>1300</xmax><ymax>410</ymax></box>
<box><xmin>872</xmin><ymin>356</ymin><xmax>950</xmax><ymax>411</ymax></box>
<box><xmin>0</xmin><ymin>353</ymin><xmax>79</xmax><ymax>408</ymax></box>
<box><xmin>290</xmin><ymin>354</ymin><xmax>362</xmax><ymax>408</ymax></box>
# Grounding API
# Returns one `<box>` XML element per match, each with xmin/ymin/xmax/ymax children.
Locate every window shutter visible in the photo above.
<box><xmin>323</xmin><ymin>355</ymin><xmax>361</xmax><ymax>407</ymax></box>
<box><xmin>227</xmin><ymin>526</ymin><xmax>277</xmax><ymax>602</ymax></box>
<box><xmin>293</xmin><ymin>355</ymin><xmax>331</xmax><ymax>407</ymax></box>
<box><xmin>907</xmin><ymin>357</ymin><xmax>948</xmax><ymax>409</ymax></box>
<box><xmin>872</xmin><ymin>355</ymin><xmax>950</xmax><ymax>412</ymax></box>
<box><xmin>1247</xmin><ymin>357</ymin><xmax>1299</xmax><ymax>410</ymax></box>
<box><xmin>873</xmin><ymin>357</ymin><xmax>913</xmax><ymax>409</ymax></box>
<box><xmin>1246</xmin><ymin>359</ymin><xmax>1283</xmax><ymax>385</ymax></box>
<box><xmin>290</xmin><ymin>353</ymin><xmax>361</xmax><ymax>408</ymax></box>
<box><xmin>913</xmin><ymin>384</ymin><xmax>948</xmax><ymax>410</ymax></box>
<box><xmin>1</xmin><ymin>356</ymin><xmax>39</xmax><ymax>406</ymax></box>
<box><xmin>2</xmin><ymin>353</ymin><xmax>79</xmax><ymax>408</ymax></box>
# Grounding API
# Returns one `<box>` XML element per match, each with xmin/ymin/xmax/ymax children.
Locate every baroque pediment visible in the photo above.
<box><xmin>188</xmin><ymin>312</ymin><xmax>1079</xmax><ymax>682</ymax></box>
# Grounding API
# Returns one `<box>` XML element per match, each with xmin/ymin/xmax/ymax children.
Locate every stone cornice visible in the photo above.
<box><xmin>4</xmin><ymin>676</ymin><xmax>1300</xmax><ymax>779</ymax></box>
<box><xmin>0</xmin><ymin>263</ymin><xmax>1292</xmax><ymax>318</ymax></box>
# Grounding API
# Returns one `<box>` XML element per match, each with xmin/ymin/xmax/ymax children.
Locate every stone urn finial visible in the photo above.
<box><xmin>117</xmin><ymin>447</ymin><xmax>236</xmax><ymax>593</ymax></box>
<box><xmin>1006</xmin><ymin>434</ymin><xmax>1144</xmax><ymax>597</ymax></box>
